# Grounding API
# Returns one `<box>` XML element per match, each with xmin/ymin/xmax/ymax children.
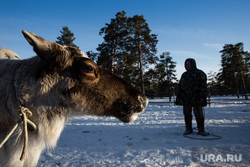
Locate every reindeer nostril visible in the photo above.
<box><xmin>138</xmin><ymin>95</ymin><xmax>148</xmax><ymax>108</ymax></box>
<box><xmin>138</xmin><ymin>95</ymin><xmax>143</xmax><ymax>102</ymax></box>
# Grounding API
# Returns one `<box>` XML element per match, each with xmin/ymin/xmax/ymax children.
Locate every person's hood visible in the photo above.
<box><xmin>184</xmin><ymin>58</ymin><xmax>197</xmax><ymax>71</ymax></box>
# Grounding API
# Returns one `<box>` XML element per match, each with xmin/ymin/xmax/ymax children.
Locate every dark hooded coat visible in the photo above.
<box><xmin>176</xmin><ymin>58</ymin><xmax>208</xmax><ymax>107</ymax></box>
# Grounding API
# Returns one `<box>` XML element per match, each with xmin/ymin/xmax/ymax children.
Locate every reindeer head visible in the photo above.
<box><xmin>22</xmin><ymin>30</ymin><xmax>148</xmax><ymax>123</ymax></box>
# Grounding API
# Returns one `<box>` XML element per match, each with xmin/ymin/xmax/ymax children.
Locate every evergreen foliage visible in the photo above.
<box><xmin>97</xmin><ymin>11</ymin><xmax>128</xmax><ymax>73</ymax></box>
<box><xmin>57</xmin><ymin>13</ymin><xmax>250</xmax><ymax>97</ymax></box>
<box><xmin>144</xmin><ymin>52</ymin><xmax>177</xmax><ymax>93</ymax></box>
<box><xmin>214</xmin><ymin>43</ymin><xmax>249</xmax><ymax>98</ymax></box>
<box><xmin>56</xmin><ymin>26</ymin><xmax>79</xmax><ymax>48</ymax></box>
<box><xmin>126</xmin><ymin>15</ymin><xmax>158</xmax><ymax>94</ymax></box>
<box><xmin>97</xmin><ymin>11</ymin><xmax>159</xmax><ymax>94</ymax></box>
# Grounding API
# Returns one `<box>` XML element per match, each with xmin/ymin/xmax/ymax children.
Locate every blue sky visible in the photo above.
<box><xmin>1</xmin><ymin>0</ymin><xmax>250</xmax><ymax>78</ymax></box>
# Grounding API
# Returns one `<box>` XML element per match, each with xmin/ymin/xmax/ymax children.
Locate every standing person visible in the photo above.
<box><xmin>176</xmin><ymin>58</ymin><xmax>208</xmax><ymax>136</ymax></box>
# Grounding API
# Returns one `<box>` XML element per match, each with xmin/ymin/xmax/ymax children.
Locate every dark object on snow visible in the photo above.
<box><xmin>176</xmin><ymin>58</ymin><xmax>207</xmax><ymax>107</ymax></box>
<box><xmin>198</xmin><ymin>131</ymin><xmax>209</xmax><ymax>136</ymax></box>
<box><xmin>176</xmin><ymin>58</ymin><xmax>208</xmax><ymax>135</ymax></box>
<box><xmin>183</xmin><ymin>129</ymin><xmax>193</xmax><ymax>135</ymax></box>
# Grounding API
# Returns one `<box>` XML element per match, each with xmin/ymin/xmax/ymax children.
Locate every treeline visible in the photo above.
<box><xmin>208</xmin><ymin>43</ymin><xmax>250</xmax><ymax>99</ymax></box>
<box><xmin>55</xmin><ymin>11</ymin><xmax>250</xmax><ymax>97</ymax></box>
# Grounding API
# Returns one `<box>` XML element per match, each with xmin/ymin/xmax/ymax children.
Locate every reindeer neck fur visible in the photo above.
<box><xmin>14</xmin><ymin>57</ymin><xmax>71</xmax><ymax>147</ymax></box>
<box><xmin>0</xmin><ymin>57</ymin><xmax>71</xmax><ymax>167</ymax></box>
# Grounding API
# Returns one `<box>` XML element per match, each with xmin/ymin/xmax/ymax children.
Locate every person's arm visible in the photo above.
<box><xmin>199</xmin><ymin>71</ymin><xmax>208</xmax><ymax>105</ymax></box>
<box><xmin>176</xmin><ymin>74</ymin><xmax>184</xmax><ymax>104</ymax></box>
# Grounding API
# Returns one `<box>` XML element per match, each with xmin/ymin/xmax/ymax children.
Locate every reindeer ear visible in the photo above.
<box><xmin>22</xmin><ymin>30</ymin><xmax>72</xmax><ymax>70</ymax></box>
<box><xmin>22</xmin><ymin>30</ymin><xmax>55</xmax><ymax>62</ymax></box>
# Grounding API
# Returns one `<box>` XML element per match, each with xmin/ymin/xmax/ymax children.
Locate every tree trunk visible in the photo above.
<box><xmin>240</xmin><ymin>71</ymin><xmax>248</xmax><ymax>100</ymax></box>
<box><xmin>111</xmin><ymin>54</ymin><xmax>115</xmax><ymax>73</ymax></box>
<box><xmin>111</xmin><ymin>40</ymin><xmax>118</xmax><ymax>73</ymax></box>
<box><xmin>138</xmin><ymin>39</ymin><xmax>145</xmax><ymax>95</ymax></box>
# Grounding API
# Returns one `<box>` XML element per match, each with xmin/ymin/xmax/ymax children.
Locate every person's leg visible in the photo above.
<box><xmin>193</xmin><ymin>106</ymin><xmax>208</xmax><ymax>136</ymax></box>
<box><xmin>193</xmin><ymin>106</ymin><xmax>204</xmax><ymax>132</ymax></box>
<box><xmin>183</xmin><ymin>106</ymin><xmax>193</xmax><ymax>135</ymax></box>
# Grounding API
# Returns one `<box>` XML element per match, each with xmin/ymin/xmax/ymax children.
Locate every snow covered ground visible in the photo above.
<box><xmin>38</xmin><ymin>96</ymin><xmax>250</xmax><ymax>167</ymax></box>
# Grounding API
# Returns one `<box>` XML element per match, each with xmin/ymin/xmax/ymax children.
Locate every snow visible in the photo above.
<box><xmin>38</xmin><ymin>96</ymin><xmax>250</xmax><ymax>167</ymax></box>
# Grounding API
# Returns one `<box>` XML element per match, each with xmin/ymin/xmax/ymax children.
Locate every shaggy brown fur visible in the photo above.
<box><xmin>0</xmin><ymin>30</ymin><xmax>148</xmax><ymax>167</ymax></box>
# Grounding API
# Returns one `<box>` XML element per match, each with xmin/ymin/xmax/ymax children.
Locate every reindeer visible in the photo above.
<box><xmin>0</xmin><ymin>30</ymin><xmax>148</xmax><ymax>167</ymax></box>
<box><xmin>0</xmin><ymin>47</ymin><xmax>20</xmax><ymax>60</ymax></box>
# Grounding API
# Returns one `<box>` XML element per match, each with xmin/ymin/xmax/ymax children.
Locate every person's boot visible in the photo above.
<box><xmin>198</xmin><ymin>131</ymin><xmax>209</xmax><ymax>136</ymax></box>
<box><xmin>183</xmin><ymin>129</ymin><xmax>193</xmax><ymax>135</ymax></box>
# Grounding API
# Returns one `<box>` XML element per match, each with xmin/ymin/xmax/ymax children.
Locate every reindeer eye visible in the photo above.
<box><xmin>74</xmin><ymin>58</ymin><xmax>98</xmax><ymax>78</ymax></box>
<box><xmin>83</xmin><ymin>64</ymin><xmax>95</xmax><ymax>73</ymax></box>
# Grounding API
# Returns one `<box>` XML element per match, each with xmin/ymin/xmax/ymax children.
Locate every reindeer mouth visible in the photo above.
<box><xmin>119</xmin><ymin>112</ymin><xmax>143</xmax><ymax>123</ymax></box>
<box><xmin>114</xmin><ymin>96</ymin><xmax>148</xmax><ymax>123</ymax></box>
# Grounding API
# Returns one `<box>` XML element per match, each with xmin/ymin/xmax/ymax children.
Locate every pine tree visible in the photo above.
<box><xmin>207</xmin><ymin>71</ymin><xmax>218</xmax><ymax>94</ymax></box>
<box><xmin>56</xmin><ymin>26</ymin><xmax>79</xmax><ymax>48</ymax></box>
<box><xmin>127</xmin><ymin>15</ymin><xmax>158</xmax><ymax>94</ymax></box>
<box><xmin>144</xmin><ymin>52</ymin><xmax>177</xmax><ymax>95</ymax></box>
<box><xmin>243</xmin><ymin>50</ymin><xmax>250</xmax><ymax>93</ymax></box>
<box><xmin>158</xmin><ymin>52</ymin><xmax>177</xmax><ymax>92</ymax></box>
<box><xmin>97</xmin><ymin>11</ymin><xmax>128</xmax><ymax>73</ymax></box>
<box><xmin>96</xmin><ymin>11</ymin><xmax>158</xmax><ymax>94</ymax></box>
<box><xmin>218</xmin><ymin>42</ymin><xmax>248</xmax><ymax>99</ymax></box>
<box><xmin>144</xmin><ymin>69</ymin><xmax>158</xmax><ymax>93</ymax></box>
<box><xmin>152</xmin><ymin>52</ymin><xmax>177</xmax><ymax>93</ymax></box>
